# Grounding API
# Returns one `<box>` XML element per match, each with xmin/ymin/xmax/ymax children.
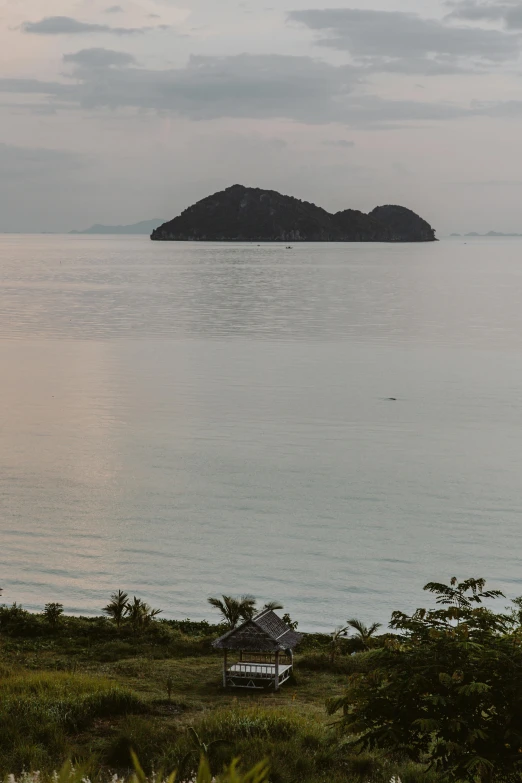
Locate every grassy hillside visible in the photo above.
<box><xmin>0</xmin><ymin>606</ymin><xmax>432</xmax><ymax>783</ymax></box>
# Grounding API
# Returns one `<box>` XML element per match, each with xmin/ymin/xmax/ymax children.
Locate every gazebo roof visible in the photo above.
<box><xmin>212</xmin><ymin>609</ymin><xmax>302</xmax><ymax>652</ymax></box>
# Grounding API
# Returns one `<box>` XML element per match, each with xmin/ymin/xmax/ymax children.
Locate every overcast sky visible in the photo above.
<box><xmin>2</xmin><ymin>0</ymin><xmax>522</xmax><ymax>232</ymax></box>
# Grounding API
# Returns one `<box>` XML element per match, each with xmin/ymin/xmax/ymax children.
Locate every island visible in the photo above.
<box><xmin>71</xmin><ymin>219</ymin><xmax>164</xmax><ymax>235</ymax></box>
<box><xmin>150</xmin><ymin>185</ymin><xmax>437</xmax><ymax>243</ymax></box>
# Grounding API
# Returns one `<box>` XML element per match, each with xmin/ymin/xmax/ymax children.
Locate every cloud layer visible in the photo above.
<box><xmin>289</xmin><ymin>7</ymin><xmax>521</xmax><ymax>73</ymax></box>
<box><xmin>0</xmin><ymin>52</ymin><xmax>476</xmax><ymax>127</ymax></box>
<box><xmin>62</xmin><ymin>48</ymin><xmax>137</xmax><ymax>67</ymax></box>
<box><xmin>22</xmin><ymin>16</ymin><xmax>165</xmax><ymax>35</ymax></box>
<box><xmin>446</xmin><ymin>1</ymin><xmax>522</xmax><ymax>29</ymax></box>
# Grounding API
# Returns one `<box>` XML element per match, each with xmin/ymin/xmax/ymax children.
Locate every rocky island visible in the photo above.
<box><xmin>151</xmin><ymin>185</ymin><xmax>437</xmax><ymax>243</ymax></box>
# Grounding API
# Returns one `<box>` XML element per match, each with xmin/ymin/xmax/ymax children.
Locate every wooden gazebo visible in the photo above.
<box><xmin>213</xmin><ymin>609</ymin><xmax>302</xmax><ymax>691</ymax></box>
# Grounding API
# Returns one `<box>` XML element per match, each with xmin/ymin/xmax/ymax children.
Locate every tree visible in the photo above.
<box><xmin>125</xmin><ymin>596</ymin><xmax>162</xmax><ymax>631</ymax></box>
<box><xmin>43</xmin><ymin>602</ymin><xmax>64</xmax><ymax>627</ymax></box>
<box><xmin>262</xmin><ymin>601</ymin><xmax>284</xmax><ymax>612</ymax></box>
<box><xmin>329</xmin><ymin>626</ymin><xmax>348</xmax><ymax>664</ymax></box>
<box><xmin>207</xmin><ymin>595</ymin><xmax>257</xmax><ymax>628</ymax></box>
<box><xmin>103</xmin><ymin>590</ymin><xmax>129</xmax><ymax>629</ymax></box>
<box><xmin>424</xmin><ymin>576</ymin><xmax>504</xmax><ymax>610</ymax></box>
<box><xmin>345</xmin><ymin>618</ymin><xmax>382</xmax><ymax>650</ymax></box>
<box><xmin>328</xmin><ymin>577</ymin><xmax>522</xmax><ymax>783</ymax></box>
<box><xmin>282</xmin><ymin>612</ymin><xmax>298</xmax><ymax>630</ymax></box>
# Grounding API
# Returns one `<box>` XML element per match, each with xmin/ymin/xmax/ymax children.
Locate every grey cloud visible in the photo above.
<box><xmin>0</xmin><ymin>78</ymin><xmax>69</xmax><ymax>95</ymax></box>
<box><xmin>63</xmin><ymin>48</ymin><xmax>137</xmax><ymax>67</ymax></box>
<box><xmin>105</xmin><ymin>5</ymin><xmax>124</xmax><ymax>12</ymax></box>
<box><xmin>0</xmin><ymin>143</ymin><xmax>85</xmax><ymax>178</ymax></box>
<box><xmin>22</xmin><ymin>16</ymin><xmax>163</xmax><ymax>35</ymax></box>
<box><xmin>56</xmin><ymin>54</ymin><xmax>358</xmax><ymax>123</ymax></box>
<box><xmin>288</xmin><ymin>8</ymin><xmax>520</xmax><ymax>73</ymax></box>
<box><xmin>323</xmin><ymin>139</ymin><xmax>355</xmax><ymax>147</ymax></box>
<box><xmin>0</xmin><ymin>53</ymin><xmax>479</xmax><ymax>128</ymax></box>
<box><xmin>446</xmin><ymin>1</ymin><xmax>522</xmax><ymax>29</ymax></box>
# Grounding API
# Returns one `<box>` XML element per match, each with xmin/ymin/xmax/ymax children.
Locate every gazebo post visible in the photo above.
<box><xmin>274</xmin><ymin>650</ymin><xmax>280</xmax><ymax>691</ymax></box>
<box><xmin>223</xmin><ymin>649</ymin><xmax>228</xmax><ymax>688</ymax></box>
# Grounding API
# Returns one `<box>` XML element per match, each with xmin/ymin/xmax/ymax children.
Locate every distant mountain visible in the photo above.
<box><xmin>70</xmin><ymin>219</ymin><xmax>164</xmax><ymax>235</ymax></box>
<box><xmin>455</xmin><ymin>231</ymin><xmax>522</xmax><ymax>237</ymax></box>
<box><xmin>151</xmin><ymin>185</ymin><xmax>437</xmax><ymax>243</ymax></box>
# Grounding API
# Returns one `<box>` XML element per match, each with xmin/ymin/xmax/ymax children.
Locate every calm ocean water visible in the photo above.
<box><xmin>1</xmin><ymin>234</ymin><xmax>522</xmax><ymax>631</ymax></box>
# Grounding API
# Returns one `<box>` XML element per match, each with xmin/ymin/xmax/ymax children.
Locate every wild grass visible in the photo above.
<box><xmin>0</xmin><ymin>668</ymin><xmax>144</xmax><ymax>772</ymax></box>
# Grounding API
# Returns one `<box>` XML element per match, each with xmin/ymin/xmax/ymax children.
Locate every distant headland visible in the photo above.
<box><xmin>151</xmin><ymin>185</ymin><xmax>437</xmax><ymax>243</ymax></box>
<box><xmin>451</xmin><ymin>231</ymin><xmax>522</xmax><ymax>238</ymax></box>
<box><xmin>71</xmin><ymin>219</ymin><xmax>164</xmax><ymax>235</ymax></box>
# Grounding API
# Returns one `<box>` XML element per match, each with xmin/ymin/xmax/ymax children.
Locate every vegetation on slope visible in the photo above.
<box><xmin>3</xmin><ymin>577</ymin><xmax>522</xmax><ymax>782</ymax></box>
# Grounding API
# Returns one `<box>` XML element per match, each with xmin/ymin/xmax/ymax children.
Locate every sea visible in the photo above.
<box><xmin>1</xmin><ymin>233</ymin><xmax>522</xmax><ymax>632</ymax></box>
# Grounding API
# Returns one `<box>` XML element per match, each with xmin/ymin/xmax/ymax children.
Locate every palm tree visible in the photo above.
<box><xmin>142</xmin><ymin>606</ymin><xmax>162</xmax><ymax>627</ymax></box>
<box><xmin>103</xmin><ymin>590</ymin><xmax>129</xmax><ymax>629</ymax></box>
<box><xmin>207</xmin><ymin>595</ymin><xmax>257</xmax><ymax>628</ymax></box>
<box><xmin>263</xmin><ymin>601</ymin><xmax>284</xmax><ymax>612</ymax></box>
<box><xmin>125</xmin><ymin>596</ymin><xmax>162</xmax><ymax>631</ymax></box>
<box><xmin>346</xmin><ymin>618</ymin><xmax>382</xmax><ymax>649</ymax></box>
<box><xmin>329</xmin><ymin>626</ymin><xmax>348</xmax><ymax>664</ymax></box>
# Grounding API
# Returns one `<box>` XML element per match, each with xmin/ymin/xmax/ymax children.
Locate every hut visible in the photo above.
<box><xmin>213</xmin><ymin>609</ymin><xmax>302</xmax><ymax>690</ymax></box>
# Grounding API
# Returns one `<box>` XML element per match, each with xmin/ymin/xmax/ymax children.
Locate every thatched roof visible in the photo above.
<box><xmin>213</xmin><ymin>609</ymin><xmax>302</xmax><ymax>652</ymax></box>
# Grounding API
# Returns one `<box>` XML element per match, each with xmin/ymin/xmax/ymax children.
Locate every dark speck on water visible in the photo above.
<box><xmin>3</xmin><ymin>235</ymin><xmax>522</xmax><ymax>631</ymax></box>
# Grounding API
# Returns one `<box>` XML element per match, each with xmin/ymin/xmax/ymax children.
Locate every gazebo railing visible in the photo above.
<box><xmin>237</xmin><ymin>652</ymin><xmax>292</xmax><ymax>665</ymax></box>
<box><xmin>228</xmin><ymin>663</ymin><xmax>278</xmax><ymax>678</ymax></box>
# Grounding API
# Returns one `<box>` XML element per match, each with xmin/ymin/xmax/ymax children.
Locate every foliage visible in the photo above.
<box><xmin>206</xmin><ymin>597</ymin><xmax>285</xmax><ymax>630</ymax></box>
<box><xmin>328</xmin><ymin>576</ymin><xmax>522</xmax><ymax>783</ymax></box>
<box><xmin>178</xmin><ymin>727</ymin><xmax>230</xmax><ymax>781</ymax></box>
<box><xmin>281</xmin><ymin>613</ymin><xmax>298</xmax><ymax>630</ymax></box>
<box><xmin>4</xmin><ymin>756</ymin><xmax>271</xmax><ymax>783</ymax></box>
<box><xmin>207</xmin><ymin>597</ymin><xmax>257</xmax><ymax>629</ymax></box>
<box><xmin>329</xmin><ymin>627</ymin><xmax>348</xmax><ymax>665</ymax></box>
<box><xmin>126</xmin><ymin>597</ymin><xmax>162</xmax><ymax>632</ymax></box>
<box><xmin>261</xmin><ymin>602</ymin><xmax>283</xmax><ymax>612</ymax></box>
<box><xmin>43</xmin><ymin>603</ymin><xmax>64</xmax><ymax>628</ymax></box>
<box><xmin>0</xmin><ymin>607</ymin><xmax>438</xmax><ymax>783</ymax></box>
<box><xmin>103</xmin><ymin>590</ymin><xmax>129</xmax><ymax>629</ymax></box>
<box><xmin>345</xmin><ymin>618</ymin><xmax>382</xmax><ymax>650</ymax></box>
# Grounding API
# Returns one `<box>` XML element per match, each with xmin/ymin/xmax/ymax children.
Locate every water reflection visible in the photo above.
<box><xmin>1</xmin><ymin>236</ymin><xmax>522</xmax><ymax>629</ymax></box>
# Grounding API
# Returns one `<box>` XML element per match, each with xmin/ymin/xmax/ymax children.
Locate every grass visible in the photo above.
<box><xmin>0</xmin><ymin>608</ymin><xmax>432</xmax><ymax>783</ymax></box>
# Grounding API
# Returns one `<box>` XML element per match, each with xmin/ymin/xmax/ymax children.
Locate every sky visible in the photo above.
<box><xmin>2</xmin><ymin>0</ymin><xmax>522</xmax><ymax>232</ymax></box>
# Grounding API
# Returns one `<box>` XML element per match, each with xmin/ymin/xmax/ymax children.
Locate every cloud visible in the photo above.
<box><xmin>22</xmin><ymin>16</ymin><xmax>165</xmax><ymax>35</ymax></box>
<box><xmin>105</xmin><ymin>5</ymin><xmax>124</xmax><ymax>12</ymax></box>
<box><xmin>445</xmin><ymin>1</ymin><xmax>522</xmax><ymax>29</ymax></box>
<box><xmin>288</xmin><ymin>8</ymin><xmax>521</xmax><ymax>73</ymax></box>
<box><xmin>323</xmin><ymin>139</ymin><xmax>355</xmax><ymax>148</ymax></box>
<box><xmin>0</xmin><ymin>143</ymin><xmax>85</xmax><ymax>178</ymax></box>
<box><xmin>6</xmin><ymin>54</ymin><xmax>359</xmax><ymax>122</ymax></box>
<box><xmin>63</xmin><ymin>48</ymin><xmax>137</xmax><ymax>67</ymax></box>
<box><xmin>0</xmin><ymin>53</ymin><xmax>482</xmax><ymax>128</ymax></box>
